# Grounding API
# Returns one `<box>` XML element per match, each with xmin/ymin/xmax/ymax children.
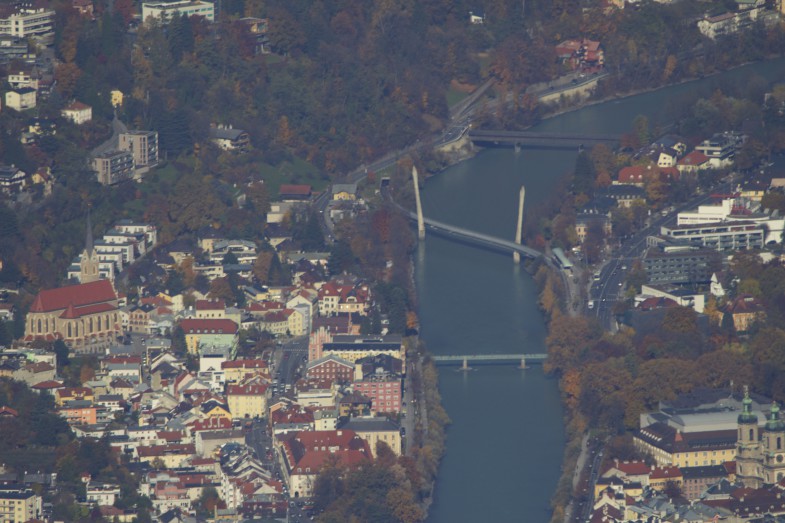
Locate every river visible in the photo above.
<box><xmin>418</xmin><ymin>57</ymin><xmax>785</xmax><ymax>522</ymax></box>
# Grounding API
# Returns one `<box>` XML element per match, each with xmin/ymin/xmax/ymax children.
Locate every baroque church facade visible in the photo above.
<box><xmin>736</xmin><ymin>387</ymin><xmax>785</xmax><ymax>488</ymax></box>
<box><xmin>23</xmin><ymin>216</ymin><xmax>121</xmax><ymax>354</ymax></box>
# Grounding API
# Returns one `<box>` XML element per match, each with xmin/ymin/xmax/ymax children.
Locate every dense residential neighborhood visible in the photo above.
<box><xmin>0</xmin><ymin>203</ymin><xmax>412</xmax><ymax>521</ymax></box>
<box><xmin>7</xmin><ymin>0</ymin><xmax>785</xmax><ymax>521</ymax></box>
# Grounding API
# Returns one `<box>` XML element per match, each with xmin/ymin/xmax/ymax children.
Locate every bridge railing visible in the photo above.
<box><xmin>431</xmin><ymin>354</ymin><xmax>548</xmax><ymax>367</ymax></box>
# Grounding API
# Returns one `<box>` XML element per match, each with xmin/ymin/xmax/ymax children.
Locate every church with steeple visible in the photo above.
<box><xmin>78</xmin><ymin>210</ymin><xmax>101</xmax><ymax>284</ymax></box>
<box><xmin>23</xmin><ymin>213</ymin><xmax>120</xmax><ymax>355</ymax></box>
<box><xmin>736</xmin><ymin>386</ymin><xmax>785</xmax><ymax>488</ymax></box>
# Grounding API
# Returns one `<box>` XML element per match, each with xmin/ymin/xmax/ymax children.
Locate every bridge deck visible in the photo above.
<box><xmin>432</xmin><ymin>354</ymin><xmax>548</xmax><ymax>365</ymax></box>
<box><xmin>404</xmin><ymin>211</ymin><xmax>542</xmax><ymax>259</ymax></box>
<box><xmin>468</xmin><ymin>130</ymin><xmax>619</xmax><ymax>149</ymax></box>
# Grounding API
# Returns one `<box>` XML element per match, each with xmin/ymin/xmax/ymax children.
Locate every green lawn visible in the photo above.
<box><xmin>123</xmin><ymin>154</ymin><xmax>328</xmax><ymax>220</ymax></box>
<box><xmin>258</xmin><ymin>157</ymin><xmax>329</xmax><ymax>194</ymax></box>
<box><xmin>476</xmin><ymin>54</ymin><xmax>493</xmax><ymax>77</ymax></box>
<box><xmin>265</xmin><ymin>54</ymin><xmax>284</xmax><ymax>65</ymax></box>
<box><xmin>446</xmin><ymin>87</ymin><xmax>470</xmax><ymax>108</ymax></box>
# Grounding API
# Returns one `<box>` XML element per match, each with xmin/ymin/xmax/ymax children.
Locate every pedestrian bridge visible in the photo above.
<box><xmin>432</xmin><ymin>353</ymin><xmax>548</xmax><ymax>368</ymax></box>
<box><xmin>403</xmin><ymin>210</ymin><xmax>543</xmax><ymax>259</ymax></box>
<box><xmin>468</xmin><ymin>130</ymin><xmax>619</xmax><ymax>149</ymax></box>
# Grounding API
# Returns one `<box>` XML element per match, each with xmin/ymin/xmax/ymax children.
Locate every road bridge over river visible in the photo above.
<box><xmin>432</xmin><ymin>353</ymin><xmax>548</xmax><ymax>369</ymax></box>
<box><xmin>468</xmin><ymin>130</ymin><xmax>619</xmax><ymax>149</ymax></box>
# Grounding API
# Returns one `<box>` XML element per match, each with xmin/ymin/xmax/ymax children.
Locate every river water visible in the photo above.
<box><xmin>418</xmin><ymin>58</ymin><xmax>785</xmax><ymax>522</ymax></box>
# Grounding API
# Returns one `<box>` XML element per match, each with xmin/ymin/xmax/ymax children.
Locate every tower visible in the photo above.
<box><xmin>762</xmin><ymin>402</ymin><xmax>785</xmax><ymax>484</ymax></box>
<box><xmin>412</xmin><ymin>166</ymin><xmax>425</xmax><ymax>240</ymax></box>
<box><xmin>79</xmin><ymin>210</ymin><xmax>100</xmax><ymax>283</ymax></box>
<box><xmin>513</xmin><ymin>185</ymin><xmax>525</xmax><ymax>264</ymax></box>
<box><xmin>736</xmin><ymin>386</ymin><xmax>763</xmax><ymax>488</ymax></box>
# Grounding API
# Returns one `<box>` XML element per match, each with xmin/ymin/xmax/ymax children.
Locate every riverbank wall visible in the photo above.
<box><xmin>429</xmin><ymin>55</ymin><xmax>785</xmax><ymax>179</ymax></box>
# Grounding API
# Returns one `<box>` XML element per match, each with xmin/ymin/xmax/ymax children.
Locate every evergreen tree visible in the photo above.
<box><xmin>53</xmin><ymin>340</ymin><xmax>70</xmax><ymax>368</ymax></box>
<box><xmin>328</xmin><ymin>240</ymin><xmax>353</xmax><ymax>275</ymax></box>
<box><xmin>572</xmin><ymin>151</ymin><xmax>595</xmax><ymax>197</ymax></box>
<box><xmin>167</xmin><ymin>14</ymin><xmax>194</xmax><ymax>62</ymax></box>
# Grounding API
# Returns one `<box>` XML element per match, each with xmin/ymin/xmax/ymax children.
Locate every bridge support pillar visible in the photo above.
<box><xmin>461</xmin><ymin>357</ymin><xmax>471</xmax><ymax>371</ymax></box>
<box><xmin>513</xmin><ymin>186</ymin><xmax>525</xmax><ymax>264</ymax></box>
<box><xmin>520</xmin><ymin>357</ymin><xmax>527</xmax><ymax>369</ymax></box>
<box><xmin>412</xmin><ymin>166</ymin><xmax>426</xmax><ymax>241</ymax></box>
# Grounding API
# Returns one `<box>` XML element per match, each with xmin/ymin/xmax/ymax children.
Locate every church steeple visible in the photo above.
<box><xmin>767</xmin><ymin>402</ymin><xmax>785</xmax><ymax>432</ymax></box>
<box><xmin>85</xmin><ymin>207</ymin><xmax>94</xmax><ymax>256</ymax></box>
<box><xmin>79</xmin><ymin>209</ymin><xmax>100</xmax><ymax>283</ymax></box>
<box><xmin>737</xmin><ymin>385</ymin><xmax>763</xmax><ymax>488</ymax></box>
<box><xmin>739</xmin><ymin>386</ymin><xmax>758</xmax><ymax>425</ymax></box>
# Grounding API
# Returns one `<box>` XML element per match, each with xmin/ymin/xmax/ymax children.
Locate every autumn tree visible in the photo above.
<box><xmin>252</xmin><ymin>251</ymin><xmax>274</xmax><ymax>283</ymax></box>
<box><xmin>208</xmin><ymin>277</ymin><xmax>235</xmax><ymax>304</ymax></box>
<box><xmin>55</xmin><ymin>63</ymin><xmax>83</xmax><ymax>98</ymax></box>
<box><xmin>545</xmin><ymin>315</ymin><xmax>601</xmax><ymax>375</ymax></box>
<box><xmin>662</xmin><ymin>55</ymin><xmax>677</xmax><ymax>82</ymax></box>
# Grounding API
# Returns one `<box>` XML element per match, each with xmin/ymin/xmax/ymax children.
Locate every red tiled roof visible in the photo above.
<box><xmin>245</xmin><ymin>301</ymin><xmax>283</xmax><ymax>312</ymax></box>
<box><xmin>650</xmin><ymin>465</ymin><xmax>682</xmax><ymax>480</ymax></box>
<box><xmin>279</xmin><ymin>184</ymin><xmax>312</xmax><ymax>196</ymax></box>
<box><xmin>157</xmin><ymin>430</ymin><xmax>184</xmax><ymax>442</ymax></box>
<box><xmin>56</xmin><ymin>386</ymin><xmax>93</xmax><ymax>398</ymax></box>
<box><xmin>725</xmin><ymin>295</ymin><xmax>766</xmax><ymax>315</ymax></box>
<box><xmin>32</xmin><ymin>380</ymin><xmax>64</xmax><ymax>389</ymax></box>
<box><xmin>678</xmin><ymin>151</ymin><xmax>709</xmax><ymax>167</ymax></box>
<box><xmin>60</xmin><ymin>301</ymin><xmax>116</xmax><ymax>319</ymax></box>
<box><xmin>294</xmin><ymin>449</ymin><xmax>368</xmax><ymax>473</ymax></box>
<box><xmin>192</xmin><ymin>417</ymin><xmax>231</xmax><ymax>432</ymax></box>
<box><xmin>103</xmin><ymin>356</ymin><xmax>142</xmax><ymax>365</ymax></box>
<box><xmin>30</xmin><ymin>280</ymin><xmax>117</xmax><ymax>313</ymax></box>
<box><xmin>0</xmin><ymin>406</ymin><xmax>18</xmax><ymax>416</ymax></box>
<box><xmin>272</xmin><ymin>406</ymin><xmax>314</xmax><ymax>425</ymax></box>
<box><xmin>190</xmin><ymin>457</ymin><xmax>217</xmax><ymax>466</ymax></box>
<box><xmin>222</xmin><ymin>359</ymin><xmax>267</xmax><ymax>370</ymax></box>
<box><xmin>23</xmin><ymin>361</ymin><xmax>55</xmax><ymax>373</ymax></box>
<box><xmin>227</xmin><ymin>383</ymin><xmax>268</xmax><ymax>396</ymax></box>
<box><xmin>263</xmin><ymin>310</ymin><xmax>292</xmax><ymax>323</ymax></box>
<box><xmin>618</xmin><ymin>165</ymin><xmax>652</xmax><ymax>183</ymax></box>
<box><xmin>179</xmin><ymin>318</ymin><xmax>238</xmax><ymax>334</ymax></box>
<box><xmin>196</xmin><ymin>299</ymin><xmax>225</xmax><ymax>310</ymax></box>
<box><xmin>607</xmin><ymin>460</ymin><xmax>650</xmax><ymax>476</ymax></box>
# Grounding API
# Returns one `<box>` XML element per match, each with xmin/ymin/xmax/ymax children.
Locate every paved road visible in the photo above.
<box><xmin>589</xmin><ymin>182</ymin><xmax>733</xmax><ymax>330</ymax></box>
<box><xmin>269</xmin><ymin>336</ymin><xmax>307</xmax><ymax>398</ymax></box>
<box><xmin>318</xmin><ymin>70</ymin><xmax>605</xmax><ymax>243</ymax></box>
<box><xmin>91</xmin><ymin>112</ymin><xmax>128</xmax><ymax>157</ymax></box>
<box><xmin>563</xmin><ymin>434</ymin><xmax>590</xmax><ymax>523</ymax></box>
<box><xmin>578</xmin><ymin>441</ymin><xmax>605</xmax><ymax>522</ymax></box>
<box><xmin>401</xmin><ymin>357</ymin><xmax>417</xmax><ymax>454</ymax></box>
<box><xmin>246</xmin><ymin>419</ymin><xmax>275</xmax><ymax>470</ymax></box>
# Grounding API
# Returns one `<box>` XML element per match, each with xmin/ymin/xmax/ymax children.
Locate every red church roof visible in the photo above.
<box><xmin>59</xmin><ymin>302</ymin><xmax>116</xmax><ymax>319</ymax></box>
<box><xmin>30</xmin><ymin>280</ymin><xmax>117</xmax><ymax>313</ymax></box>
